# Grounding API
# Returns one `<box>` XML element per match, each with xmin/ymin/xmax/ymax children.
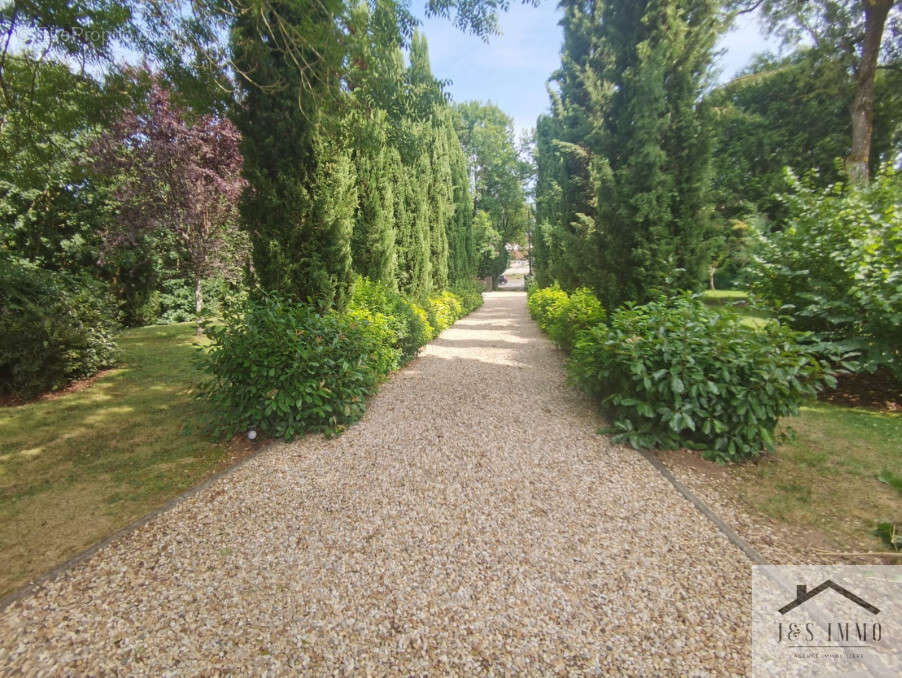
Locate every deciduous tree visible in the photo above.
<box><xmin>94</xmin><ymin>79</ymin><xmax>247</xmax><ymax>332</ymax></box>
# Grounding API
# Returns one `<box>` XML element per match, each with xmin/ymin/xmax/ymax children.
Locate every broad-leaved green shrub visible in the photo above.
<box><xmin>569</xmin><ymin>294</ymin><xmax>835</xmax><ymax>462</ymax></box>
<box><xmin>527</xmin><ymin>284</ymin><xmax>569</xmax><ymax>333</ymax></box>
<box><xmin>745</xmin><ymin>165</ymin><xmax>902</xmax><ymax>380</ymax></box>
<box><xmin>450</xmin><ymin>280</ymin><xmax>485</xmax><ymax>316</ymax></box>
<box><xmin>346</xmin><ymin>308</ymin><xmax>401</xmax><ymax>377</ymax></box>
<box><xmin>548</xmin><ymin>287</ymin><xmax>606</xmax><ymax>351</ymax></box>
<box><xmin>349</xmin><ymin>277</ymin><xmax>433</xmax><ymax>363</ymax></box>
<box><xmin>197</xmin><ymin>296</ymin><xmax>387</xmax><ymax>439</ymax></box>
<box><xmin>426</xmin><ymin>290</ymin><xmax>464</xmax><ymax>335</ymax></box>
<box><xmin>0</xmin><ymin>258</ymin><xmax>119</xmax><ymax>398</ymax></box>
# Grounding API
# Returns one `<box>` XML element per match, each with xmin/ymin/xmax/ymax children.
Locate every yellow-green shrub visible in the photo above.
<box><xmin>427</xmin><ymin>290</ymin><xmax>464</xmax><ymax>335</ymax></box>
<box><xmin>527</xmin><ymin>284</ymin><xmax>569</xmax><ymax>333</ymax></box>
<box><xmin>549</xmin><ymin>287</ymin><xmax>606</xmax><ymax>351</ymax></box>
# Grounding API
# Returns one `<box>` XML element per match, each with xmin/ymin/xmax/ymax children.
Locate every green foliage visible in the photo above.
<box><xmin>231</xmin><ymin>0</ymin><xmax>356</xmax><ymax>310</ymax></box>
<box><xmin>534</xmin><ymin>0</ymin><xmax>722</xmax><ymax>308</ymax></box>
<box><xmin>349</xmin><ymin>276</ymin><xmax>432</xmax><ymax>363</ymax></box>
<box><xmin>527</xmin><ymin>284</ymin><xmax>570</xmax><ymax>333</ymax></box>
<box><xmin>0</xmin><ymin>58</ymin><xmax>113</xmax><ymax>274</ymax></box>
<box><xmin>426</xmin><ymin>290</ymin><xmax>464</xmax><ymax>335</ymax></box>
<box><xmin>453</xmin><ymin>101</ymin><xmax>528</xmax><ymax>245</ymax></box>
<box><xmin>568</xmin><ymin>294</ymin><xmax>835</xmax><ymax>462</ymax></box>
<box><xmin>472</xmin><ymin>209</ymin><xmax>508</xmax><ymax>280</ymax></box>
<box><xmin>348</xmin><ymin>109</ymin><xmax>398</xmax><ymax>286</ymax></box>
<box><xmin>155</xmin><ymin>277</ymin><xmax>247</xmax><ymax>325</ymax></box>
<box><xmin>449</xmin><ymin>279</ymin><xmax>485</xmax><ymax>316</ymax></box>
<box><xmin>0</xmin><ymin>258</ymin><xmax>119</xmax><ymax>397</ymax></box>
<box><xmin>197</xmin><ymin>296</ymin><xmax>387</xmax><ymax>440</ymax></box>
<box><xmin>346</xmin><ymin>307</ymin><xmax>402</xmax><ymax>377</ymax></box>
<box><xmin>707</xmin><ymin>51</ymin><xmax>854</xmax><ymax>222</ymax></box>
<box><xmin>548</xmin><ymin>287</ymin><xmax>606</xmax><ymax>352</ymax></box>
<box><xmin>745</xmin><ymin>165</ymin><xmax>902</xmax><ymax>380</ymax></box>
<box><xmin>198</xmin><ymin>280</ymin><xmax>481</xmax><ymax>440</ymax></box>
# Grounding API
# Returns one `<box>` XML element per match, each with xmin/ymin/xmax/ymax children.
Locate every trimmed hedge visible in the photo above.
<box><xmin>528</xmin><ymin>284</ymin><xmax>606</xmax><ymax>351</ymax></box>
<box><xmin>426</xmin><ymin>290</ymin><xmax>464</xmax><ymax>335</ymax></box>
<box><xmin>549</xmin><ymin>287</ymin><xmax>606</xmax><ymax>352</ymax></box>
<box><xmin>450</xmin><ymin>279</ymin><xmax>485</xmax><ymax>316</ymax></box>
<box><xmin>197</xmin><ymin>297</ymin><xmax>389</xmax><ymax>439</ymax></box>
<box><xmin>1</xmin><ymin>258</ymin><xmax>119</xmax><ymax>398</ymax></box>
<box><xmin>527</xmin><ymin>283</ymin><xmax>569</xmax><ymax>333</ymax></box>
<box><xmin>349</xmin><ymin>277</ymin><xmax>433</xmax><ymax>363</ymax></box>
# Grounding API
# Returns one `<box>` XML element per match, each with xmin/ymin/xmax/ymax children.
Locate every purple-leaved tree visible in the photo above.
<box><xmin>94</xmin><ymin>76</ymin><xmax>247</xmax><ymax>333</ymax></box>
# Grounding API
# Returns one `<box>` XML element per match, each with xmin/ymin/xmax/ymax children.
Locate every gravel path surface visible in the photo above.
<box><xmin>0</xmin><ymin>291</ymin><xmax>751</xmax><ymax>675</ymax></box>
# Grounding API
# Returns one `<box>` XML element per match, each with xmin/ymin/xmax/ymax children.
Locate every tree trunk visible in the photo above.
<box><xmin>194</xmin><ymin>276</ymin><xmax>204</xmax><ymax>336</ymax></box>
<box><xmin>709</xmin><ymin>266</ymin><xmax>716</xmax><ymax>291</ymax></box>
<box><xmin>847</xmin><ymin>0</ymin><xmax>893</xmax><ymax>185</ymax></box>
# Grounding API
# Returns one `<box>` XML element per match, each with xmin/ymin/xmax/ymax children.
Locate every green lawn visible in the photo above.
<box><xmin>727</xmin><ymin>403</ymin><xmax>902</xmax><ymax>552</ymax></box>
<box><xmin>0</xmin><ymin>323</ymin><xmax>239</xmax><ymax>597</ymax></box>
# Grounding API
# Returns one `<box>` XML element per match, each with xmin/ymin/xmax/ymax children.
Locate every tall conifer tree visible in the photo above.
<box><xmin>536</xmin><ymin>0</ymin><xmax>723</xmax><ymax>308</ymax></box>
<box><xmin>231</xmin><ymin>0</ymin><xmax>356</xmax><ymax>309</ymax></box>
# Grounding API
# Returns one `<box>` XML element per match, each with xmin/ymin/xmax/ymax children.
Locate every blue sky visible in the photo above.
<box><xmin>411</xmin><ymin>1</ymin><xmax>782</xmax><ymax>135</ymax></box>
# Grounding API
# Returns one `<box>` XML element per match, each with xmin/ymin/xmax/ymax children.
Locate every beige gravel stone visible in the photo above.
<box><xmin>0</xmin><ymin>291</ymin><xmax>752</xmax><ymax>675</ymax></box>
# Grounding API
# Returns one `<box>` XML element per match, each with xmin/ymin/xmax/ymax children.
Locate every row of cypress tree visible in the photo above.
<box><xmin>232</xmin><ymin>0</ymin><xmax>475</xmax><ymax>310</ymax></box>
<box><xmin>533</xmin><ymin>0</ymin><xmax>722</xmax><ymax>310</ymax></box>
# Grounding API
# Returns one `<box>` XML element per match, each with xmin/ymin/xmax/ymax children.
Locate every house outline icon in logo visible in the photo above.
<box><xmin>779</xmin><ymin>580</ymin><xmax>880</xmax><ymax>615</ymax></box>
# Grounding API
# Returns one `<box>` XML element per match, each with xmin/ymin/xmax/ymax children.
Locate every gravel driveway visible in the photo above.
<box><xmin>0</xmin><ymin>291</ymin><xmax>751</xmax><ymax>675</ymax></box>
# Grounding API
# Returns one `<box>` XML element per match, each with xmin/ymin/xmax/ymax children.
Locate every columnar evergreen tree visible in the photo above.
<box><xmin>231</xmin><ymin>0</ymin><xmax>357</xmax><ymax>310</ymax></box>
<box><xmin>406</xmin><ymin>147</ymin><xmax>436</xmax><ymax>297</ymax></box>
<box><xmin>348</xmin><ymin>111</ymin><xmax>397</xmax><ymax>285</ymax></box>
<box><xmin>447</xmin><ymin>123</ymin><xmax>475</xmax><ymax>284</ymax></box>
<box><xmin>535</xmin><ymin>0</ymin><xmax>723</xmax><ymax>309</ymax></box>
<box><xmin>427</xmin><ymin>122</ymin><xmax>453</xmax><ymax>290</ymax></box>
<box><xmin>343</xmin><ymin>16</ymin><xmax>477</xmax><ymax>297</ymax></box>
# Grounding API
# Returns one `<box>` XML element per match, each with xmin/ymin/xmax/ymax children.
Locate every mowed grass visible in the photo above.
<box><xmin>0</xmin><ymin>323</ymin><xmax>235</xmax><ymax>597</ymax></box>
<box><xmin>728</xmin><ymin>403</ymin><xmax>902</xmax><ymax>551</ymax></box>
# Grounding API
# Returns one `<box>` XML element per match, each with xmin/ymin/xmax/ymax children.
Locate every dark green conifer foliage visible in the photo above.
<box><xmin>536</xmin><ymin>0</ymin><xmax>722</xmax><ymax>308</ymax></box>
<box><xmin>405</xmin><ymin>148</ymin><xmax>435</xmax><ymax>298</ymax></box>
<box><xmin>428</xmin><ymin>122</ymin><xmax>453</xmax><ymax>290</ymax></box>
<box><xmin>447</xmin><ymin>123</ymin><xmax>475</xmax><ymax>284</ymax></box>
<box><xmin>349</xmin><ymin>111</ymin><xmax>397</xmax><ymax>286</ymax></box>
<box><xmin>231</xmin><ymin>0</ymin><xmax>356</xmax><ymax>309</ymax></box>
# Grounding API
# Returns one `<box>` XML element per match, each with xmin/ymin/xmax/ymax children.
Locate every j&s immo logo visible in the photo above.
<box><xmin>779</xmin><ymin>580</ymin><xmax>879</xmax><ymax>615</ymax></box>
<box><xmin>752</xmin><ymin>566</ymin><xmax>901</xmax><ymax>677</ymax></box>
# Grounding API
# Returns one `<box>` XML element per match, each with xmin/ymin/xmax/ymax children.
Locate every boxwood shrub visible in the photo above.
<box><xmin>198</xmin><ymin>281</ymin><xmax>483</xmax><ymax>441</ymax></box>
<box><xmin>0</xmin><ymin>258</ymin><xmax>119</xmax><ymax>398</ymax></box>
<box><xmin>568</xmin><ymin>293</ymin><xmax>836</xmax><ymax>462</ymax></box>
